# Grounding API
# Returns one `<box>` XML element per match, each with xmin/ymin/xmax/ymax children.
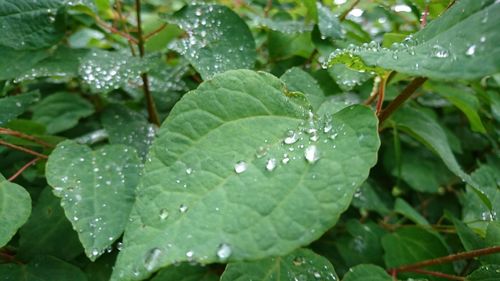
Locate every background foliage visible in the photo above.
<box><xmin>0</xmin><ymin>0</ymin><xmax>499</xmax><ymax>280</ymax></box>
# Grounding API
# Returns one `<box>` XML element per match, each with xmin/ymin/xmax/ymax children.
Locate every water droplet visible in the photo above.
<box><xmin>255</xmin><ymin>146</ymin><xmax>268</xmax><ymax>158</ymax></box>
<box><xmin>234</xmin><ymin>161</ymin><xmax>247</xmax><ymax>174</ymax></box>
<box><xmin>186</xmin><ymin>250</ymin><xmax>194</xmax><ymax>259</ymax></box>
<box><xmin>293</xmin><ymin>256</ymin><xmax>306</xmax><ymax>266</ymax></box>
<box><xmin>144</xmin><ymin>248</ymin><xmax>162</xmax><ymax>271</ymax></box>
<box><xmin>283</xmin><ymin>130</ymin><xmax>299</xmax><ymax>144</ymax></box>
<box><xmin>431</xmin><ymin>45</ymin><xmax>449</xmax><ymax>58</ymax></box>
<box><xmin>186</xmin><ymin>168</ymin><xmax>193</xmax><ymax>175</ymax></box>
<box><xmin>91</xmin><ymin>249</ymin><xmax>99</xmax><ymax>257</ymax></box>
<box><xmin>117</xmin><ymin>242</ymin><xmax>123</xmax><ymax>251</ymax></box>
<box><xmin>179</xmin><ymin>204</ymin><xmax>188</xmax><ymax>213</ymax></box>
<box><xmin>304</xmin><ymin>145</ymin><xmax>320</xmax><ymax>164</ymax></box>
<box><xmin>323</xmin><ymin>123</ymin><xmax>332</xmax><ymax>133</ymax></box>
<box><xmin>159</xmin><ymin>209</ymin><xmax>169</xmax><ymax>220</ymax></box>
<box><xmin>466</xmin><ymin>44</ymin><xmax>476</xmax><ymax>56</ymax></box>
<box><xmin>265</xmin><ymin>158</ymin><xmax>277</xmax><ymax>171</ymax></box>
<box><xmin>216</xmin><ymin>243</ymin><xmax>232</xmax><ymax>261</ymax></box>
<box><xmin>282</xmin><ymin>154</ymin><xmax>290</xmax><ymax>164</ymax></box>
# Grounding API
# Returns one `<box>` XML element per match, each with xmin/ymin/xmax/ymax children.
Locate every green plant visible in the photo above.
<box><xmin>0</xmin><ymin>0</ymin><xmax>499</xmax><ymax>280</ymax></box>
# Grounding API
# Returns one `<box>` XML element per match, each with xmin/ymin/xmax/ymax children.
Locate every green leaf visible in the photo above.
<box><xmin>466</xmin><ymin>265</ymin><xmax>500</xmax><ymax>281</ymax></box>
<box><xmin>111</xmin><ymin>70</ymin><xmax>379</xmax><ymax>280</ymax></box>
<box><xmin>220</xmin><ymin>248</ymin><xmax>338</xmax><ymax>281</ymax></box>
<box><xmin>342</xmin><ymin>264</ymin><xmax>392</xmax><ymax>281</ymax></box>
<box><xmin>46</xmin><ymin>140</ymin><xmax>142</xmax><ymax>261</ymax></box>
<box><xmin>0</xmin><ymin>91</ymin><xmax>40</xmax><ymax>126</ymax></box>
<box><xmin>351</xmin><ymin>182</ymin><xmax>392</xmax><ymax>216</ymax></box>
<box><xmin>0</xmin><ymin>0</ymin><xmax>66</xmax><ymax>50</ymax></box>
<box><xmin>101</xmin><ymin>104</ymin><xmax>155</xmax><ymax>160</ymax></box>
<box><xmin>394</xmin><ymin>198</ymin><xmax>430</xmax><ymax>226</ymax></box>
<box><xmin>317</xmin><ymin>93</ymin><xmax>361</xmax><ymax>116</ymax></box>
<box><xmin>32</xmin><ymin>92</ymin><xmax>95</xmax><ymax>134</ymax></box>
<box><xmin>391</xmin><ymin>107</ymin><xmax>480</xmax><ymax>197</ymax></box>
<box><xmin>327</xmin><ymin>0</ymin><xmax>500</xmax><ymax>80</ymax></box>
<box><xmin>268</xmin><ymin>31</ymin><xmax>315</xmax><ymax>59</ymax></box>
<box><xmin>18</xmin><ymin>187</ymin><xmax>84</xmax><ymax>261</ymax></box>
<box><xmin>151</xmin><ymin>264</ymin><xmax>219</xmax><ymax>281</ymax></box>
<box><xmin>0</xmin><ymin>46</ymin><xmax>50</xmax><ymax>80</ymax></box>
<box><xmin>281</xmin><ymin>67</ymin><xmax>326</xmax><ymax>111</ymax></box>
<box><xmin>302</xmin><ymin>0</ymin><xmax>318</xmax><ymax>22</ymax></box>
<box><xmin>0</xmin><ymin>179</ymin><xmax>32</xmax><ymax>247</ymax></box>
<box><xmin>16</xmin><ymin>47</ymin><xmax>90</xmax><ymax>82</ymax></box>
<box><xmin>317</xmin><ymin>4</ymin><xmax>343</xmax><ymax>40</ymax></box>
<box><xmin>165</xmin><ymin>4</ymin><xmax>256</xmax><ymax>80</ymax></box>
<box><xmin>0</xmin><ymin>255</ymin><xmax>87</xmax><ymax>281</ymax></box>
<box><xmin>426</xmin><ymin>82</ymin><xmax>486</xmax><ymax>133</ymax></box>
<box><xmin>382</xmin><ymin>227</ymin><xmax>454</xmax><ymax>275</ymax></box>
<box><xmin>328</xmin><ymin>64</ymin><xmax>372</xmax><ymax>91</ymax></box>
<box><xmin>78</xmin><ymin>49</ymin><xmax>149</xmax><ymax>93</ymax></box>
<box><xmin>255</xmin><ymin>17</ymin><xmax>314</xmax><ymax>34</ymax></box>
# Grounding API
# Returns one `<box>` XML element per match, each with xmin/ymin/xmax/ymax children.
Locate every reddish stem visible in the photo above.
<box><xmin>95</xmin><ymin>16</ymin><xmax>139</xmax><ymax>44</ymax></box>
<box><xmin>0</xmin><ymin>139</ymin><xmax>48</xmax><ymax>159</ymax></box>
<box><xmin>375</xmin><ymin>76</ymin><xmax>386</xmax><ymax>115</ymax></box>
<box><xmin>8</xmin><ymin>157</ymin><xmax>41</xmax><ymax>181</ymax></box>
<box><xmin>0</xmin><ymin>127</ymin><xmax>54</xmax><ymax>148</ymax></box>
<box><xmin>421</xmin><ymin>4</ymin><xmax>429</xmax><ymax>28</ymax></box>
<box><xmin>144</xmin><ymin>24</ymin><xmax>167</xmax><ymax>40</ymax></box>
<box><xmin>409</xmin><ymin>269</ymin><xmax>464</xmax><ymax>280</ymax></box>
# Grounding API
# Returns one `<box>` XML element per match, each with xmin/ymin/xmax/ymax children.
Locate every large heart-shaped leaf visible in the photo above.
<box><xmin>111</xmin><ymin>70</ymin><xmax>379</xmax><ymax>280</ymax></box>
<box><xmin>327</xmin><ymin>0</ymin><xmax>500</xmax><ymax>80</ymax></box>
<box><xmin>165</xmin><ymin>4</ymin><xmax>256</xmax><ymax>80</ymax></box>
<box><xmin>0</xmin><ymin>176</ymin><xmax>31</xmax><ymax>247</ymax></box>
<box><xmin>46</xmin><ymin>141</ymin><xmax>142</xmax><ymax>260</ymax></box>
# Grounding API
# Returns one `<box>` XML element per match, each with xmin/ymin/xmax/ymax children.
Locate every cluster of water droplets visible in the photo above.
<box><xmin>287</xmin><ymin>255</ymin><xmax>338</xmax><ymax>281</ymax></box>
<box><xmin>79</xmin><ymin>51</ymin><xmax>144</xmax><ymax>92</ymax></box>
<box><xmin>233</xmin><ymin>111</ymin><xmax>346</xmax><ymax>175</ymax></box>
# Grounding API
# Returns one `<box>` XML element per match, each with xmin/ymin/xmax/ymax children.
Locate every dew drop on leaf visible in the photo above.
<box><xmin>304</xmin><ymin>145</ymin><xmax>320</xmax><ymax>164</ymax></box>
<box><xmin>144</xmin><ymin>247</ymin><xmax>162</xmax><ymax>271</ymax></box>
<box><xmin>255</xmin><ymin>146</ymin><xmax>268</xmax><ymax>158</ymax></box>
<box><xmin>466</xmin><ymin>44</ymin><xmax>476</xmax><ymax>56</ymax></box>
<box><xmin>283</xmin><ymin>130</ymin><xmax>299</xmax><ymax>144</ymax></box>
<box><xmin>159</xmin><ymin>209</ymin><xmax>169</xmax><ymax>220</ymax></box>
<box><xmin>179</xmin><ymin>204</ymin><xmax>189</xmax><ymax>213</ymax></box>
<box><xmin>216</xmin><ymin>243</ymin><xmax>232</xmax><ymax>261</ymax></box>
<box><xmin>266</xmin><ymin>158</ymin><xmax>277</xmax><ymax>171</ymax></box>
<box><xmin>234</xmin><ymin>161</ymin><xmax>247</xmax><ymax>174</ymax></box>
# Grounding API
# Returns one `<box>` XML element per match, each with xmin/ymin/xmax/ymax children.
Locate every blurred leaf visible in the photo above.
<box><xmin>0</xmin><ymin>178</ymin><xmax>31</xmax><ymax>247</ymax></box>
<box><xmin>0</xmin><ymin>255</ymin><xmax>87</xmax><ymax>281</ymax></box>
<box><xmin>32</xmin><ymin>92</ymin><xmax>94</xmax><ymax>134</ymax></box>
<box><xmin>165</xmin><ymin>4</ymin><xmax>256</xmax><ymax>79</ymax></box>
<box><xmin>426</xmin><ymin>82</ymin><xmax>486</xmax><ymax>133</ymax></box>
<box><xmin>466</xmin><ymin>264</ymin><xmax>500</xmax><ymax>281</ymax></box>
<box><xmin>0</xmin><ymin>46</ymin><xmax>50</xmax><ymax>80</ymax></box>
<box><xmin>0</xmin><ymin>0</ymin><xmax>66</xmax><ymax>50</ymax></box>
<box><xmin>220</xmin><ymin>248</ymin><xmax>338</xmax><ymax>281</ymax></box>
<box><xmin>342</xmin><ymin>264</ymin><xmax>392</xmax><ymax>281</ymax></box>
<box><xmin>0</xmin><ymin>91</ymin><xmax>40</xmax><ymax>126</ymax></box>
<box><xmin>352</xmin><ymin>182</ymin><xmax>392</xmax><ymax>216</ymax></box>
<box><xmin>317</xmin><ymin>4</ymin><xmax>343</xmax><ymax>40</ymax></box>
<box><xmin>46</xmin><ymin>140</ymin><xmax>142</xmax><ymax>261</ymax></box>
<box><xmin>18</xmin><ymin>187</ymin><xmax>84</xmax><ymax>261</ymax></box>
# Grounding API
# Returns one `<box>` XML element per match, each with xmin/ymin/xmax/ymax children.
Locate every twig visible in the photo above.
<box><xmin>375</xmin><ymin>76</ymin><xmax>386</xmax><ymax>115</ymax></box>
<box><xmin>390</xmin><ymin>246</ymin><xmax>500</xmax><ymax>273</ymax></box>
<box><xmin>95</xmin><ymin>16</ymin><xmax>139</xmax><ymax>44</ymax></box>
<box><xmin>339</xmin><ymin>0</ymin><xmax>361</xmax><ymax>21</ymax></box>
<box><xmin>0</xmin><ymin>127</ymin><xmax>54</xmax><ymax>148</ymax></box>
<box><xmin>0</xmin><ymin>140</ymin><xmax>48</xmax><ymax>159</ymax></box>
<box><xmin>144</xmin><ymin>24</ymin><xmax>167</xmax><ymax>40</ymax></box>
<box><xmin>401</xmin><ymin>269</ymin><xmax>464</xmax><ymax>281</ymax></box>
<box><xmin>378</xmin><ymin>77</ymin><xmax>427</xmax><ymax>125</ymax></box>
<box><xmin>8</xmin><ymin>157</ymin><xmax>41</xmax><ymax>181</ymax></box>
<box><xmin>420</xmin><ymin>4</ymin><xmax>429</xmax><ymax>28</ymax></box>
<box><xmin>264</xmin><ymin>0</ymin><xmax>273</xmax><ymax>17</ymax></box>
<box><xmin>115</xmin><ymin>0</ymin><xmax>137</xmax><ymax>56</ymax></box>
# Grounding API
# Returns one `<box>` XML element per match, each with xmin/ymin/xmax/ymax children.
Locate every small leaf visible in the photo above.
<box><xmin>342</xmin><ymin>264</ymin><xmax>392</xmax><ymax>281</ymax></box>
<box><xmin>32</xmin><ymin>92</ymin><xmax>94</xmax><ymax>134</ymax></box>
<box><xmin>0</xmin><ymin>255</ymin><xmax>87</xmax><ymax>281</ymax></box>
<box><xmin>394</xmin><ymin>198</ymin><xmax>430</xmax><ymax>226</ymax></box>
<box><xmin>317</xmin><ymin>3</ymin><xmax>343</xmax><ymax>40</ymax></box>
<box><xmin>0</xmin><ymin>91</ymin><xmax>40</xmax><ymax>126</ymax></box>
<box><xmin>0</xmin><ymin>178</ymin><xmax>32</xmax><ymax>247</ymax></box>
<box><xmin>111</xmin><ymin>70</ymin><xmax>380</xmax><ymax>280</ymax></box>
<box><xmin>165</xmin><ymin>4</ymin><xmax>256</xmax><ymax>79</ymax></box>
<box><xmin>281</xmin><ymin>67</ymin><xmax>326</xmax><ymax>111</ymax></box>
<box><xmin>326</xmin><ymin>0</ymin><xmax>500</xmax><ymax>80</ymax></box>
<box><xmin>0</xmin><ymin>0</ymin><xmax>66</xmax><ymax>50</ymax></box>
<box><xmin>151</xmin><ymin>264</ymin><xmax>219</xmax><ymax>281</ymax></box>
<box><xmin>328</xmin><ymin>64</ymin><xmax>372</xmax><ymax>91</ymax></box>
<box><xmin>220</xmin><ymin>248</ymin><xmax>338</xmax><ymax>281</ymax></box>
<box><xmin>18</xmin><ymin>187</ymin><xmax>84</xmax><ymax>261</ymax></box>
<box><xmin>46</xmin><ymin>140</ymin><xmax>142</xmax><ymax>261</ymax></box>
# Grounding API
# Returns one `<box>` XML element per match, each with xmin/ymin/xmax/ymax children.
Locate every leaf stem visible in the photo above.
<box><xmin>95</xmin><ymin>16</ymin><xmax>139</xmax><ymax>44</ymax></box>
<box><xmin>8</xmin><ymin>157</ymin><xmax>41</xmax><ymax>181</ymax></box>
<box><xmin>0</xmin><ymin>127</ymin><xmax>54</xmax><ymax>148</ymax></box>
<box><xmin>390</xmin><ymin>246</ymin><xmax>500</xmax><ymax>273</ymax></box>
<box><xmin>375</xmin><ymin>75</ymin><xmax>386</xmax><ymax>115</ymax></box>
<box><xmin>400</xmin><ymin>269</ymin><xmax>464</xmax><ymax>281</ymax></box>
<box><xmin>135</xmin><ymin>0</ymin><xmax>160</xmax><ymax>126</ymax></box>
<box><xmin>144</xmin><ymin>24</ymin><xmax>167</xmax><ymax>40</ymax></box>
<box><xmin>378</xmin><ymin>77</ymin><xmax>427</xmax><ymax>125</ymax></box>
<box><xmin>0</xmin><ymin>140</ymin><xmax>48</xmax><ymax>159</ymax></box>
<box><xmin>115</xmin><ymin>0</ymin><xmax>137</xmax><ymax>56</ymax></box>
